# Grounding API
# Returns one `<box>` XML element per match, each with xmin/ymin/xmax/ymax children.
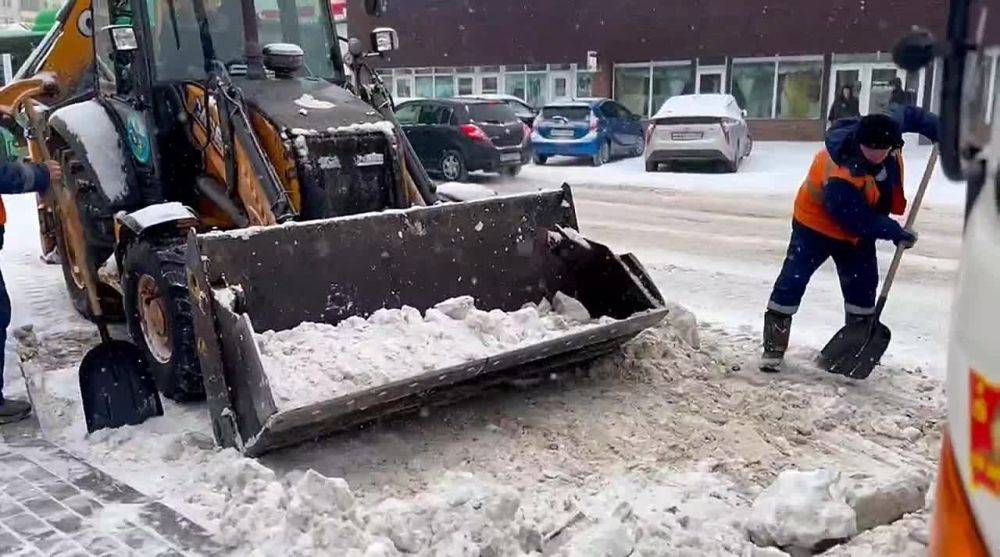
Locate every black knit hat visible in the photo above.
<box><xmin>857</xmin><ymin>114</ymin><xmax>902</xmax><ymax>149</ymax></box>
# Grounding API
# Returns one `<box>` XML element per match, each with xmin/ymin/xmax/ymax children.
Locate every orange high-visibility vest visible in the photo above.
<box><xmin>793</xmin><ymin>149</ymin><xmax>906</xmax><ymax>242</ymax></box>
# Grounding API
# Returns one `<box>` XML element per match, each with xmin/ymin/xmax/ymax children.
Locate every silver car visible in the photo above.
<box><xmin>645</xmin><ymin>94</ymin><xmax>752</xmax><ymax>173</ymax></box>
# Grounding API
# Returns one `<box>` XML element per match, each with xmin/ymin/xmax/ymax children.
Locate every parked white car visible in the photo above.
<box><xmin>645</xmin><ymin>94</ymin><xmax>752</xmax><ymax>173</ymax></box>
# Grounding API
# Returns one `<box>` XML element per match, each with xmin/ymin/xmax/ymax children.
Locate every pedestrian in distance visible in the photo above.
<box><xmin>828</xmin><ymin>85</ymin><xmax>861</xmax><ymax>123</ymax></box>
<box><xmin>0</xmin><ymin>157</ymin><xmax>60</xmax><ymax>423</ymax></box>
<box><xmin>760</xmin><ymin>104</ymin><xmax>939</xmax><ymax>372</ymax></box>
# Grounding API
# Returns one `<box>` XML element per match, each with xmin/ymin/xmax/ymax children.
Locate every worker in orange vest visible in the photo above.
<box><xmin>761</xmin><ymin>106</ymin><xmax>938</xmax><ymax>372</ymax></box>
<box><xmin>0</xmin><ymin>158</ymin><xmax>60</xmax><ymax>423</ymax></box>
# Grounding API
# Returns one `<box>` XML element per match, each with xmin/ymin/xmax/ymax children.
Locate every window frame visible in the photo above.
<box><xmin>730</xmin><ymin>55</ymin><xmax>824</xmax><ymax>120</ymax></box>
<box><xmin>614</xmin><ymin>60</ymin><xmax>692</xmax><ymax>117</ymax></box>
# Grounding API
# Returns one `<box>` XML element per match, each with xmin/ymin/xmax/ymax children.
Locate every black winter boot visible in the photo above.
<box><xmin>761</xmin><ymin>310</ymin><xmax>793</xmax><ymax>372</ymax></box>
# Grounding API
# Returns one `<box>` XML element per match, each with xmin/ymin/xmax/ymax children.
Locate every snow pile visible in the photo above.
<box><xmin>824</xmin><ymin>512</ymin><xmax>930</xmax><ymax>557</ymax></box>
<box><xmin>208</xmin><ymin>459</ymin><xmax>539</xmax><ymax>556</ymax></box>
<box><xmin>551</xmin><ymin>468</ymin><xmax>752</xmax><ymax>556</ymax></box>
<box><xmin>257</xmin><ymin>293</ymin><xmax>614</xmax><ymax>410</ymax></box>
<box><xmin>50</xmin><ymin>101</ymin><xmax>128</xmax><ymax>201</ymax></box>
<box><xmin>745</xmin><ymin>469</ymin><xmax>857</xmax><ymax>551</ymax></box>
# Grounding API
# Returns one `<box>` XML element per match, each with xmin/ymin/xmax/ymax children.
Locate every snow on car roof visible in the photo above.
<box><xmin>543</xmin><ymin>97</ymin><xmax>606</xmax><ymax>108</ymax></box>
<box><xmin>456</xmin><ymin>94</ymin><xmax>525</xmax><ymax>102</ymax></box>
<box><xmin>653</xmin><ymin>94</ymin><xmax>740</xmax><ymax>119</ymax></box>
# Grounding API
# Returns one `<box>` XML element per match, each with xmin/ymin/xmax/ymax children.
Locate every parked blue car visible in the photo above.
<box><xmin>530</xmin><ymin>98</ymin><xmax>646</xmax><ymax>166</ymax></box>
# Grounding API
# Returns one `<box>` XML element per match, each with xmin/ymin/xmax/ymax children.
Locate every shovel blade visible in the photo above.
<box><xmin>817</xmin><ymin>321</ymin><xmax>892</xmax><ymax>380</ymax></box>
<box><xmin>79</xmin><ymin>341</ymin><xmax>163</xmax><ymax>433</ymax></box>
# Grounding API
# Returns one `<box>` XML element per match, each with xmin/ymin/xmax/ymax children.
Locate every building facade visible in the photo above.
<box><xmin>349</xmin><ymin>0</ymin><xmax>1000</xmax><ymax>140</ymax></box>
<box><xmin>0</xmin><ymin>0</ymin><xmax>20</xmax><ymax>25</ymax></box>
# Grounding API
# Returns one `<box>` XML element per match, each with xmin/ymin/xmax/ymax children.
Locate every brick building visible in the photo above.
<box><xmin>349</xmin><ymin>0</ymin><xmax>1000</xmax><ymax>140</ymax></box>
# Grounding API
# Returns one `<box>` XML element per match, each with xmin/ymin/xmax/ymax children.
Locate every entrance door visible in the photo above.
<box><xmin>828</xmin><ymin>66</ymin><xmax>863</xmax><ymax>121</ymax></box>
<box><xmin>829</xmin><ymin>64</ymin><xmax>909</xmax><ymax>117</ymax></box>
<box><xmin>696</xmin><ymin>66</ymin><xmax>725</xmax><ymax>94</ymax></box>
<box><xmin>550</xmin><ymin>72</ymin><xmax>573</xmax><ymax>100</ymax></box>
<box><xmin>867</xmin><ymin>66</ymin><xmax>906</xmax><ymax>115</ymax></box>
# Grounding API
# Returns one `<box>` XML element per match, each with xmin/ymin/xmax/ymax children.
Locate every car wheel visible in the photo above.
<box><xmin>533</xmin><ymin>154</ymin><xmax>547</xmax><ymax>165</ymax></box>
<box><xmin>725</xmin><ymin>156</ymin><xmax>739</xmax><ymax>173</ymax></box>
<box><xmin>645</xmin><ymin>160</ymin><xmax>659</xmax><ymax>172</ymax></box>
<box><xmin>440</xmin><ymin>150</ymin><xmax>468</xmax><ymax>182</ymax></box>
<box><xmin>592</xmin><ymin>141</ymin><xmax>610</xmax><ymax>167</ymax></box>
<box><xmin>633</xmin><ymin>137</ymin><xmax>646</xmax><ymax>157</ymax></box>
<box><xmin>500</xmin><ymin>165</ymin><xmax>522</xmax><ymax>177</ymax></box>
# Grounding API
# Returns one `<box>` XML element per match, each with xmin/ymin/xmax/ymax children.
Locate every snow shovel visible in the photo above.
<box><xmin>24</xmin><ymin>101</ymin><xmax>163</xmax><ymax>432</ymax></box>
<box><xmin>817</xmin><ymin>146</ymin><xmax>938</xmax><ymax>379</ymax></box>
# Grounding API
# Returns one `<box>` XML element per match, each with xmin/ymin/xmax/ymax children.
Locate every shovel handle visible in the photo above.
<box><xmin>24</xmin><ymin>101</ymin><xmax>109</xmax><ymax>340</ymax></box>
<box><xmin>872</xmin><ymin>145</ymin><xmax>939</xmax><ymax>321</ymax></box>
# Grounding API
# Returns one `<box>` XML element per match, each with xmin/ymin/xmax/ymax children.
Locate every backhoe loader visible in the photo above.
<box><xmin>1</xmin><ymin>0</ymin><xmax>667</xmax><ymax>455</ymax></box>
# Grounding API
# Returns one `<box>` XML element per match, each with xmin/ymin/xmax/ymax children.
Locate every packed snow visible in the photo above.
<box><xmin>256</xmin><ymin>294</ymin><xmax>611</xmax><ymax>411</ymax></box>
<box><xmin>50</xmin><ymin>100</ymin><xmax>129</xmax><ymax>202</ymax></box>
<box><xmin>1</xmin><ymin>139</ymin><xmax>957</xmax><ymax>556</ymax></box>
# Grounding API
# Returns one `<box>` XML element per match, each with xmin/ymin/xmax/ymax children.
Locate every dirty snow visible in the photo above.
<box><xmin>256</xmin><ymin>294</ymin><xmax>608</xmax><ymax>411</ymax></box>
<box><xmin>50</xmin><ymin>101</ymin><xmax>128</xmax><ymax>202</ymax></box>
<box><xmin>1</xmin><ymin>139</ymin><xmax>956</xmax><ymax>556</ymax></box>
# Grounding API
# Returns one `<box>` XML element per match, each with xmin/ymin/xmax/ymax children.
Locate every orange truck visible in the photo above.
<box><xmin>894</xmin><ymin>1</ymin><xmax>999</xmax><ymax>554</ymax></box>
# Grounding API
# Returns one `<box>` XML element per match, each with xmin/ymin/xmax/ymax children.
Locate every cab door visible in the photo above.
<box><xmin>89</xmin><ymin>0</ymin><xmax>163</xmax><ymax>208</ymax></box>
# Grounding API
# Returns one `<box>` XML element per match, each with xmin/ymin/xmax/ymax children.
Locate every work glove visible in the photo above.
<box><xmin>895</xmin><ymin>227</ymin><xmax>918</xmax><ymax>249</ymax></box>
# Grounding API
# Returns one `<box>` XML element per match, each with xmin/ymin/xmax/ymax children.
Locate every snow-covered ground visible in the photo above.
<box><xmin>484</xmin><ymin>141</ymin><xmax>963</xmax><ymax>376</ymax></box>
<box><xmin>0</xmin><ymin>141</ymin><xmax>956</xmax><ymax>555</ymax></box>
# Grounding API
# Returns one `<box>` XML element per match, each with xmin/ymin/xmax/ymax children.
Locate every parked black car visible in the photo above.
<box><xmin>395</xmin><ymin>99</ymin><xmax>531</xmax><ymax>181</ymax></box>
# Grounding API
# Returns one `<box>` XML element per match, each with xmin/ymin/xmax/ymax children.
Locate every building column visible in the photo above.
<box><xmin>819</xmin><ymin>53</ymin><xmax>833</xmax><ymax>136</ymax></box>
<box><xmin>593</xmin><ymin>62</ymin><xmax>613</xmax><ymax>98</ymax></box>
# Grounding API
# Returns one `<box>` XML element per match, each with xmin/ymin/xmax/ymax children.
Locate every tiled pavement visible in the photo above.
<box><xmin>0</xmin><ymin>418</ymin><xmax>224</xmax><ymax>556</ymax></box>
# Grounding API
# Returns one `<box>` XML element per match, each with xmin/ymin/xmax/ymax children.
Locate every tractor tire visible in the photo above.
<box><xmin>51</xmin><ymin>150</ymin><xmax>123</xmax><ymax>320</ymax></box>
<box><xmin>122</xmin><ymin>239</ymin><xmax>204</xmax><ymax>402</ymax></box>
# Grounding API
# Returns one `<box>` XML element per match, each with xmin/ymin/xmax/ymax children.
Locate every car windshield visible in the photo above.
<box><xmin>148</xmin><ymin>0</ymin><xmax>341</xmax><ymax>81</ymax></box>
<box><xmin>542</xmin><ymin>106</ymin><xmax>591</xmax><ymax>120</ymax></box>
<box><xmin>467</xmin><ymin>103</ymin><xmax>516</xmax><ymax>124</ymax></box>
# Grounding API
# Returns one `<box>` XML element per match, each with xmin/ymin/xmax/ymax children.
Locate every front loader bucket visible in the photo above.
<box><xmin>187</xmin><ymin>185</ymin><xmax>668</xmax><ymax>456</ymax></box>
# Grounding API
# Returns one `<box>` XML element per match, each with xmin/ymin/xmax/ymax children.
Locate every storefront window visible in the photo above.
<box><xmin>481</xmin><ymin>76</ymin><xmax>498</xmax><ymax>94</ymax></box>
<box><xmin>457</xmin><ymin>76</ymin><xmax>474</xmax><ymax>96</ymax></box>
<box><xmin>396</xmin><ymin>78</ymin><xmax>412</xmax><ymax>99</ymax></box>
<box><xmin>505</xmin><ymin>73</ymin><xmax>526</xmax><ymax>100</ymax></box>
<box><xmin>577</xmin><ymin>72</ymin><xmax>595</xmax><ymax>97</ymax></box>
<box><xmin>434</xmin><ymin>76</ymin><xmax>455</xmax><ymax>99</ymax></box>
<box><xmin>615</xmin><ymin>66</ymin><xmax>650</xmax><ymax>117</ymax></box>
<box><xmin>776</xmin><ymin>61</ymin><xmax>822</xmax><ymax>119</ymax></box>
<box><xmin>731</xmin><ymin>62</ymin><xmax>776</xmax><ymax>118</ymax></box>
<box><xmin>526</xmin><ymin>73</ymin><xmax>546</xmax><ymax>107</ymax></box>
<box><xmin>415</xmin><ymin>75</ymin><xmax>433</xmax><ymax>98</ymax></box>
<box><xmin>651</xmin><ymin>65</ymin><xmax>693</xmax><ymax>115</ymax></box>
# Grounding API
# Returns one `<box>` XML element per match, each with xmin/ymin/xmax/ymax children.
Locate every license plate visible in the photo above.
<box><xmin>550</xmin><ymin>129</ymin><xmax>575</xmax><ymax>138</ymax></box>
<box><xmin>671</xmin><ymin>131</ymin><xmax>703</xmax><ymax>141</ymax></box>
<box><xmin>356</xmin><ymin>153</ymin><xmax>385</xmax><ymax>167</ymax></box>
<box><xmin>500</xmin><ymin>152</ymin><xmax>521</xmax><ymax>162</ymax></box>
